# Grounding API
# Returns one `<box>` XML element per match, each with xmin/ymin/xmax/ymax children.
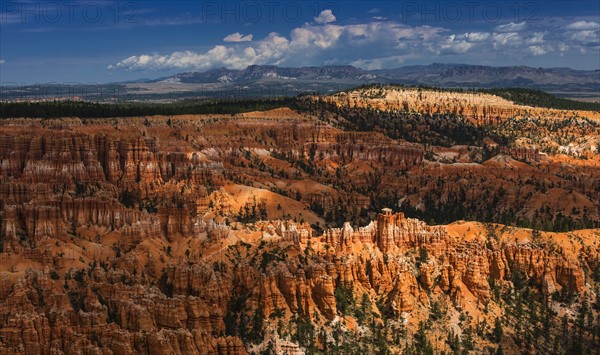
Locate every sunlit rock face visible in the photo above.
<box><xmin>0</xmin><ymin>102</ymin><xmax>598</xmax><ymax>354</ymax></box>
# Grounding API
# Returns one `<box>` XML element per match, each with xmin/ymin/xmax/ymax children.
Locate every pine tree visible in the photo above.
<box><xmin>461</xmin><ymin>325</ymin><xmax>474</xmax><ymax>351</ymax></box>
<box><xmin>492</xmin><ymin>318</ymin><xmax>503</xmax><ymax>343</ymax></box>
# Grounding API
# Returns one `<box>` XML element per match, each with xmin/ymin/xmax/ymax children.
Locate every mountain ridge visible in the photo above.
<box><xmin>1</xmin><ymin>63</ymin><xmax>597</xmax><ymax>102</ymax></box>
<box><xmin>154</xmin><ymin>63</ymin><xmax>600</xmax><ymax>91</ymax></box>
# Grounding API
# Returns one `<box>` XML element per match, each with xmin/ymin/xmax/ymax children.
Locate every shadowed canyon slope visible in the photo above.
<box><xmin>1</xmin><ymin>88</ymin><xmax>600</xmax><ymax>354</ymax></box>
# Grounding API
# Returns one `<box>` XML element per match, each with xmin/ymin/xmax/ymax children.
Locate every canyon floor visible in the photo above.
<box><xmin>1</xmin><ymin>87</ymin><xmax>599</xmax><ymax>354</ymax></box>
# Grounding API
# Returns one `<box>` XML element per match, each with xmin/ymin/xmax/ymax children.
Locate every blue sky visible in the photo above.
<box><xmin>1</xmin><ymin>0</ymin><xmax>599</xmax><ymax>84</ymax></box>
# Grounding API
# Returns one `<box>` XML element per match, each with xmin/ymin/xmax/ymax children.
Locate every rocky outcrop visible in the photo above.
<box><xmin>325</xmin><ymin>87</ymin><xmax>600</xmax><ymax>123</ymax></box>
<box><xmin>0</xmin><ymin>112</ymin><xmax>597</xmax><ymax>354</ymax></box>
<box><xmin>0</xmin><ymin>206</ymin><xmax>593</xmax><ymax>354</ymax></box>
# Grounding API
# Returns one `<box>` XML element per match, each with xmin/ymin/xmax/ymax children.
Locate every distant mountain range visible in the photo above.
<box><xmin>153</xmin><ymin>63</ymin><xmax>599</xmax><ymax>92</ymax></box>
<box><xmin>1</xmin><ymin>64</ymin><xmax>598</xmax><ymax>102</ymax></box>
<box><xmin>154</xmin><ymin>65</ymin><xmax>375</xmax><ymax>84</ymax></box>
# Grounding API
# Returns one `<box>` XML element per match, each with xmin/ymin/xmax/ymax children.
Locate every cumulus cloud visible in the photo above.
<box><xmin>290</xmin><ymin>24</ymin><xmax>343</xmax><ymax>49</ymax></box>
<box><xmin>314</xmin><ymin>9</ymin><xmax>336</xmax><ymax>24</ymax></box>
<box><xmin>565</xmin><ymin>21</ymin><xmax>599</xmax><ymax>30</ymax></box>
<box><xmin>114</xmin><ymin>33</ymin><xmax>290</xmax><ymax>71</ymax></box>
<box><xmin>437</xmin><ymin>35</ymin><xmax>474</xmax><ymax>55</ymax></box>
<box><xmin>525</xmin><ymin>32</ymin><xmax>546</xmax><ymax>45</ymax></box>
<box><xmin>492</xmin><ymin>32</ymin><xmax>522</xmax><ymax>50</ymax></box>
<box><xmin>563</xmin><ymin>21</ymin><xmax>599</xmax><ymax>49</ymax></box>
<box><xmin>557</xmin><ymin>43</ymin><xmax>570</xmax><ymax>54</ymax></box>
<box><xmin>464</xmin><ymin>32</ymin><xmax>490</xmax><ymax>42</ymax></box>
<box><xmin>569</xmin><ymin>29</ymin><xmax>600</xmax><ymax>45</ymax></box>
<box><xmin>113</xmin><ymin>15</ymin><xmax>451</xmax><ymax>71</ymax></box>
<box><xmin>116</xmin><ymin>48</ymin><xmax>242</xmax><ymax>71</ymax></box>
<box><xmin>528</xmin><ymin>45</ymin><xmax>548</xmax><ymax>56</ymax></box>
<box><xmin>224</xmin><ymin>32</ymin><xmax>253</xmax><ymax>42</ymax></box>
<box><xmin>110</xmin><ymin>10</ymin><xmax>600</xmax><ymax>72</ymax></box>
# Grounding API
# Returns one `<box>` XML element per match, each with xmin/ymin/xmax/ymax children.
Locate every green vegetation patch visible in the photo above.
<box><xmin>0</xmin><ymin>98</ymin><xmax>295</xmax><ymax>119</ymax></box>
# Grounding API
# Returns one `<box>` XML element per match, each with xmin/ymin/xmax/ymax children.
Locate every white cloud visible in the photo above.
<box><xmin>111</xmin><ymin>10</ymin><xmax>599</xmax><ymax>72</ymax></box>
<box><xmin>492</xmin><ymin>32</ymin><xmax>522</xmax><ymax>49</ymax></box>
<box><xmin>464</xmin><ymin>32</ymin><xmax>490</xmax><ymax>42</ymax></box>
<box><xmin>558</xmin><ymin>43</ymin><xmax>570</xmax><ymax>54</ymax></box>
<box><xmin>569</xmin><ymin>29</ymin><xmax>600</xmax><ymax>45</ymax></box>
<box><xmin>495</xmin><ymin>22</ymin><xmax>527</xmax><ymax>33</ymax></box>
<box><xmin>0</xmin><ymin>59</ymin><xmax>5</xmax><ymax>64</ymax></box>
<box><xmin>528</xmin><ymin>45</ymin><xmax>548</xmax><ymax>56</ymax></box>
<box><xmin>290</xmin><ymin>24</ymin><xmax>343</xmax><ymax>49</ymax></box>
<box><xmin>114</xmin><ymin>33</ymin><xmax>290</xmax><ymax>71</ymax></box>
<box><xmin>224</xmin><ymin>32</ymin><xmax>253</xmax><ymax>42</ymax></box>
<box><xmin>438</xmin><ymin>35</ymin><xmax>474</xmax><ymax>55</ymax></box>
<box><xmin>314</xmin><ymin>9</ymin><xmax>336</xmax><ymax>24</ymax></box>
<box><xmin>565</xmin><ymin>21</ymin><xmax>599</xmax><ymax>31</ymax></box>
<box><xmin>525</xmin><ymin>32</ymin><xmax>546</xmax><ymax>45</ymax></box>
<box><xmin>114</xmin><ymin>15</ymin><xmax>450</xmax><ymax>71</ymax></box>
